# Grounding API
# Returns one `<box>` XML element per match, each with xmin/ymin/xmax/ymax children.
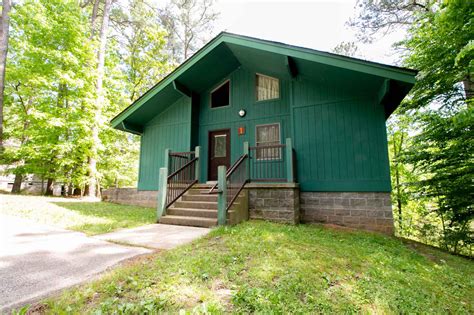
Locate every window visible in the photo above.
<box><xmin>256</xmin><ymin>123</ymin><xmax>281</xmax><ymax>159</ymax></box>
<box><xmin>210</xmin><ymin>80</ymin><xmax>230</xmax><ymax>108</ymax></box>
<box><xmin>256</xmin><ymin>74</ymin><xmax>279</xmax><ymax>101</ymax></box>
<box><xmin>214</xmin><ymin>135</ymin><xmax>227</xmax><ymax>158</ymax></box>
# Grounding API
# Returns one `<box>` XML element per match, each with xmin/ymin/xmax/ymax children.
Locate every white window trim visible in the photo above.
<box><xmin>255</xmin><ymin>122</ymin><xmax>282</xmax><ymax>161</ymax></box>
<box><xmin>255</xmin><ymin>73</ymin><xmax>280</xmax><ymax>102</ymax></box>
<box><xmin>210</xmin><ymin>79</ymin><xmax>231</xmax><ymax>109</ymax></box>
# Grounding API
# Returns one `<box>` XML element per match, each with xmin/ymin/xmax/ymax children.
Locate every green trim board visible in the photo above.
<box><xmin>111</xmin><ymin>32</ymin><xmax>417</xmax><ymax>131</ymax></box>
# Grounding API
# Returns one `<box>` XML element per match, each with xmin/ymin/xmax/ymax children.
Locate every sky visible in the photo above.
<box><xmin>213</xmin><ymin>0</ymin><xmax>407</xmax><ymax>65</ymax></box>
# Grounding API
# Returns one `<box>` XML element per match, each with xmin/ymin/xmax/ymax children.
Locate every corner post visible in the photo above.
<box><xmin>156</xmin><ymin>167</ymin><xmax>168</xmax><ymax>221</ymax></box>
<box><xmin>194</xmin><ymin>146</ymin><xmax>201</xmax><ymax>182</ymax></box>
<box><xmin>285</xmin><ymin>138</ymin><xmax>294</xmax><ymax>183</ymax></box>
<box><xmin>243</xmin><ymin>141</ymin><xmax>249</xmax><ymax>181</ymax></box>
<box><xmin>217</xmin><ymin>165</ymin><xmax>227</xmax><ymax>225</ymax></box>
<box><xmin>164</xmin><ymin>148</ymin><xmax>171</xmax><ymax>171</ymax></box>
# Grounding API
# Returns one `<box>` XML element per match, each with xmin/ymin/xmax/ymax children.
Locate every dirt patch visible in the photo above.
<box><xmin>25</xmin><ymin>303</ymin><xmax>48</xmax><ymax>315</ymax></box>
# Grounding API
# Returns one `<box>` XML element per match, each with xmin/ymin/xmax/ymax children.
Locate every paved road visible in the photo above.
<box><xmin>0</xmin><ymin>214</ymin><xmax>151</xmax><ymax>312</ymax></box>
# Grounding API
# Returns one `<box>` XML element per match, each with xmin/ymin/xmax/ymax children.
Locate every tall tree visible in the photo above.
<box><xmin>121</xmin><ymin>0</ymin><xmax>171</xmax><ymax>101</ymax></box>
<box><xmin>401</xmin><ymin>0</ymin><xmax>473</xmax><ymax>254</ymax></box>
<box><xmin>5</xmin><ymin>0</ymin><xmax>95</xmax><ymax>194</ymax></box>
<box><xmin>159</xmin><ymin>0</ymin><xmax>219</xmax><ymax>62</ymax></box>
<box><xmin>86</xmin><ymin>0</ymin><xmax>113</xmax><ymax>198</ymax></box>
<box><xmin>348</xmin><ymin>0</ymin><xmax>433</xmax><ymax>43</ymax></box>
<box><xmin>0</xmin><ymin>0</ymin><xmax>11</xmax><ymax>152</ymax></box>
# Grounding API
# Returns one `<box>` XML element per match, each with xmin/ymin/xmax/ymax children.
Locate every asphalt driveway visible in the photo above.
<box><xmin>0</xmin><ymin>214</ymin><xmax>151</xmax><ymax>312</ymax></box>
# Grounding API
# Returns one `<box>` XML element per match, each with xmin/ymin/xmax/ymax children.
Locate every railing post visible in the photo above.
<box><xmin>164</xmin><ymin>148</ymin><xmax>171</xmax><ymax>171</ymax></box>
<box><xmin>156</xmin><ymin>167</ymin><xmax>168</xmax><ymax>221</ymax></box>
<box><xmin>217</xmin><ymin>165</ymin><xmax>227</xmax><ymax>225</ymax></box>
<box><xmin>195</xmin><ymin>146</ymin><xmax>200</xmax><ymax>182</ymax></box>
<box><xmin>243</xmin><ymin>141</ymin><xmax>249</xmax><ymax>181</ymax></box>
<box><xmin>285</xmin><ymin>138</ymin><xmax>294</xmax><ymax>183</ymax></box>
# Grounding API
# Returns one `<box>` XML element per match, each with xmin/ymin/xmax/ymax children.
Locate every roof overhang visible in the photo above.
<box><xmin>111</xmin><ymin>32</ymin><xmax>417</xmax><ymax>132</ymax></box>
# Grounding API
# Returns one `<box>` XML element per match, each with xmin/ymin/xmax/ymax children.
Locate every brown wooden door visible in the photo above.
<box><xmin>208</xmin><ymin>129</ymin><xmax>230</xmax><ymax>181</ymax></box>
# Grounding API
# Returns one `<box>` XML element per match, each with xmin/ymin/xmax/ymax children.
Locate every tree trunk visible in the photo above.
<box><xmin>463</xmin><ymin>77</ymin><xmax>473</xmax><ymax>102</ymax></box>
<box><xmin>90</xmin><ymin>0</ymin><xmax>100</xmax><ymax>38</ymax></box>
<box><xmin>73</xmin><ymin>187</ymin><xmax>81</xmax><ymax>196</ymax></box>
<box><xmin>11</xmin><ymin>173</ymin><xmax>22</xmax><ymax>193</ymax></box>
<box><xmin>45</xmin><ymin>178</ymin><xmax>54</xmax><ymax>196</ymax></box>
<box><xmin>0</xmin><ymin>0</ymin><xmax>12</xmax><ymax>152</ymax></box>
<box><xmin>67</xmin><ymin>183</ymin><xmax>73</xmax><ymax>195</ymax></box>
<box><xmin>86</xmin><ymin>0</ymin><xmax>112</xmax><ymax>197</ymax></box>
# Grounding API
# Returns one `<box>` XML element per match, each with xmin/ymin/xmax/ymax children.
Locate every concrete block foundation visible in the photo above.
<box><xmin>300</xmin><ymin>192</ymin><xmax>393</xmax><ymax>234</ymax></box>
<box><xmin>102</xmin><ymin>188</ymin><xmax>158</xmax><ymax>208</ymax></box>
<box><xmin>246</xmin><ymin>183</ymin><xmax>300</xmax><ymax>224</ymax></box>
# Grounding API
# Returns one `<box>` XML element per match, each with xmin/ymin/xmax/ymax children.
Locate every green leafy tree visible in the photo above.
<box><xmin>5</xmin><ymin>0</ymin><xmax>96</xmax><ymax>193</ymax></box>
<box><xmin>400</xmin><ymin>0</ymin><xmax>473</xmax><ymax>254</ymax></box>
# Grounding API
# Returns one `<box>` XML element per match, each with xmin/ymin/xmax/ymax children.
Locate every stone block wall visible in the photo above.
<box><xmin>102</xmin><ymin>188</ymin><xmax>158</xmax><ymax>208</ymax></box>
<box><xmin>300</xmin><ymin>192</ymin><xmax>393</xmax><ymax>234</ymax></box>
<box><xmin>247</xmin><ymin>183</ymin><xmax>300</xmax><ymax>224</ymax></box>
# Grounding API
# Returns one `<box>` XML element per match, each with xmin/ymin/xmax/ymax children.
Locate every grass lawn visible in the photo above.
<box><xmin>37</xmin><ymin>221</ymin><xmax>473</xmax><ymax>314</ymax></box>
<box><xmin>0</xmin><ymin>194</ymin><xmax>155</xmax><ymax>235</ymax></box>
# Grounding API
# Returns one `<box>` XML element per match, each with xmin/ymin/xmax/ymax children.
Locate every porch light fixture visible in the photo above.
<box><xmin>239</xmin><ymin>109</ymin><xmax>246</xmax><ymax>117</ymax></box>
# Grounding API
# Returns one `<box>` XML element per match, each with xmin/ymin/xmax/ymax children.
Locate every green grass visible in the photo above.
<box><xmin>0</xmin><ymin>194</ymin><xmax>155</xmax><ymax>235</ymax></box>
<box><xmin>37</xmin><ymin>221</ymin><xmax>473</xmax><ymax>314</ymax></box>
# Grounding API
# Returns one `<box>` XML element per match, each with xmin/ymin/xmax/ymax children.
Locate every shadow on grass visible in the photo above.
<box><xmin>50</xmin><ymin>202</ymin><xmax>156</xmax><ymax>235</ymax></box>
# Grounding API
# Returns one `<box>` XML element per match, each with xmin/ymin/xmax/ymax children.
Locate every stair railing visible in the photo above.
<box><xmin>217</xmin><ymin>149</ymin><xmax>250</xmax><ymax>225</ymax></box>
<box><xmin>157</xmin><ymin>147</ymin><xmax>200</xmax><ymax>220</ymax></box>
<box><xmin>166</xmin><ymin>156</ymin><xmax>198</xmax><ymax>208</ymax></box>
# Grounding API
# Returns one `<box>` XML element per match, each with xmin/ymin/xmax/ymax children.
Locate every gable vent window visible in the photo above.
<box><xmin>256</xmin><ymin>74</ymin><xmax>279</xmax><ymax>101</ymax></box>
<box><xmin>210</xmin><ymin>80</ymin><xmax>230</xmax><ymax>108</ymax></box>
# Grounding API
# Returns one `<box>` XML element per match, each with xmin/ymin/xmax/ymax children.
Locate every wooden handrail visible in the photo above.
<box><xmin>168</xmin><ymin>157</ymin><xmax>198</xmax><ymax>179</ymax></box>
<box><xmin>208</xmin><ymin>154</ymin><xmax>248</xmax><ymax>194</ymax></box>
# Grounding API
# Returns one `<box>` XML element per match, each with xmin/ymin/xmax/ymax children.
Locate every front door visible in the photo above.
<box><xmin>208</xmin><ymin>129</ymin><xmax>231</xmax><ymax>181</ymax></box>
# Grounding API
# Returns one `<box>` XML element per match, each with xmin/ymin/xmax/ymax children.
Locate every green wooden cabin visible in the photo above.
<box><xmin>110</xmin><ymin>32</ymin><xmax>416</xmax><ymax>230</ymax></box>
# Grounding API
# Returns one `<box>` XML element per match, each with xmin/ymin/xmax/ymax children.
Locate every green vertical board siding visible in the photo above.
<box><xmin>198</xmin><ymin>66</ymin><xmax>291</xmax><ymax>182</ymax></box>
<box><xmin>292</xmin><ymin>78</ymin><xmax>391</xmax><ymax>192</ymax></box>
<box><xmin>138</xmin><ymin>96</ymin><xmax>191</xmax><ymax>190</ymax></box>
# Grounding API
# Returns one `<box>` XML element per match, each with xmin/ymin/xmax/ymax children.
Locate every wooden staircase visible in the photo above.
<box><xmin>159</xmin><ymin>184</ymin><xmax>248</xmax><ymax>228</ymax></box>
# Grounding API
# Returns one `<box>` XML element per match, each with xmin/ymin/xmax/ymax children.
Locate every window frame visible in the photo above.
<box><xmin>255</xmin><ymin>122</ymin><xmax>282</xmax><ymax>161</ymax></box>
<box><xmin>210</xmin><ymin>79</ymin><xmax>231</xmax><ymax>109</ymax></box>
<box><xmin>255</xmin><ymin>73</ymin><xmax>280</xmax><ymax>103</ymax></box>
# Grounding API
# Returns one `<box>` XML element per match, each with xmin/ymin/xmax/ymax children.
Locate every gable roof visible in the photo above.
<box><xmin>112</xmin><ymin>32</ymin><xmax>417</xmax><ymax>134</ymax></box>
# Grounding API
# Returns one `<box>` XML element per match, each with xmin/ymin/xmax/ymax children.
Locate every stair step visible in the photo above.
<box><xmin>167</xmin><ymin>208</ymin><xmax>218</xmax><ymax>218</ymax></box>
<box><xmin>159</xmin><ymin>215</ymin><xmax>217</xmax><ymax>228</ymax></box>
<box><xmin>186</xmin><ymin>189</ymin><xmax>214</xmax><ymax>195</ymax></box>
<box><xmin>182</xmin><ymin>194</ymin><xmax>218</xmax><ymax>202</ymax></box>
<box><xmin>173</xmin><ymin>200</ymin><xmax>218</xmax><ymax>210</ymax></box>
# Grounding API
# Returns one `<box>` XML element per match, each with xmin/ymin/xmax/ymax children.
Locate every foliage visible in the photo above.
<box><xmin>348</xmin><ymin>0</ymin><xmax>434</xmax><ymax>43</ymax></box>
<box><xmin>2</xmin><ymin>0</ymin><xmax>189</xmax><ymax>193</ymax></box>
<box><xmin>351</xmin><ymin>0</ymin><xmax>473</xmax><ymax>255</ymax></box>
<box><xmin>159</xmin><ymin>0</ymin><xmax>219</xmax><ymax>61</ymax></box>
<box><xmin>399</xmin><ymin>0</ymin><xmax>474</xmax><ymax>255</ymax></box>
<box><xmin>0</xmin><ymin>194</ymin><xmax>155</xmax><ymax>235</ymax></box>
<box><xmin>332</xmin><ymin>41</ymin><xmax>361</xmax><ymax>58</ymax></box>
<box><xmin>4</xmin><ymin>0</ymin><xmax>96</xmax><ymax>188</ymax></box>
<box><xmin>117</xmin><ymin>0</ymin><xmax>172</xmax><ymax>102</ymax></box>
<box><xmin>36</xmin><ymin>221</ymin><xmax>474</xmax><ymax>314</ymax></box>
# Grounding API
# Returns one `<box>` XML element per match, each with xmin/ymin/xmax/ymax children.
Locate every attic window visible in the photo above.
<box><xmin>210</xmin><ymin>80</ymin><xmax>230</xmax><ymax>108</ymax></box>
<box><xmin>256</xmin><ymin>74</ymin><xmax>279</xmax><ymax>101</ymax></box>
